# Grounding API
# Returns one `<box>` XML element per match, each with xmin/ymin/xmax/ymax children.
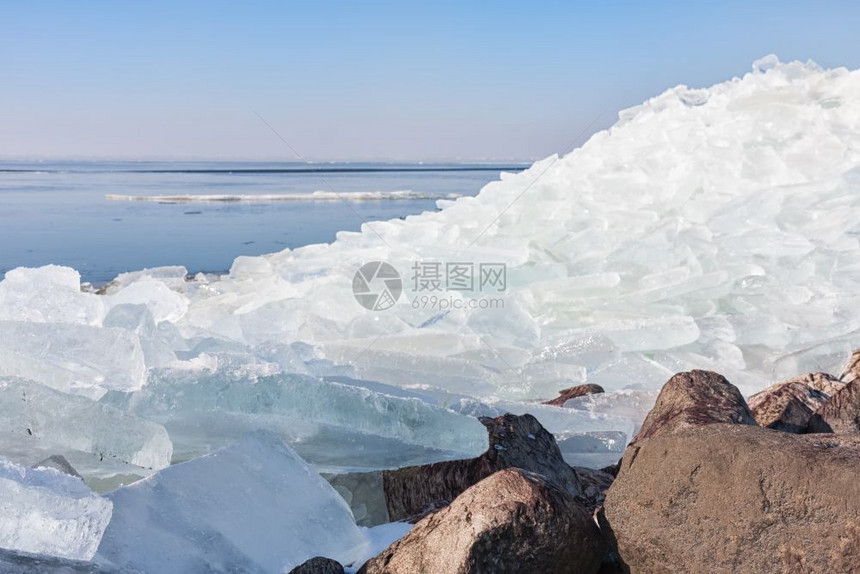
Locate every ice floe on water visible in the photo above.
<box><xmin>105</xmin><ymin>190</ymin><xmax>463</xmax><ymax>203</ymax></box>
<box><xmin>3</xmin><ymin>56</ymin><xmax>860</xmax><ymax>564</ymax></box>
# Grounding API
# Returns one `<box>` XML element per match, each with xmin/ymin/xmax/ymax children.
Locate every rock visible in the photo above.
<box><xmin>599</xmin><ymin>461</ymin><xmax>621</xmax><ymax>478</ymax></box>
<box><xmin>573</xmin><ymin>466</ymin><xmax>615</xmax><ymax>513</ymax></box>
<box><xmin>324</xmin><ymin>471</ymin><xmax>389</xmax><ymax>526</ymax></box>
<box><xmin>288</xmin><ymin>557</ymin><xmax>345</xmax><ymax>574</ymax></box>
<box><xmin>382</xmin><ymin>413</ymin><xmax>582</xmax><ymax>522</ymax></box>
<box><xmin>601</xmin><ymin>424</ymin><xmax>860</xmax><ymax>573</ymax></box>
<box><xmin>839</xmin><ymin>349</ymin><xmax>860</xmax><ymax>383</ymax></box>
<box><xmin>544</xmin><ymin>383</ymin><xmax>605</xmax><ymax>407</ymax></box>
<box><xmin>807</xmin><ymin>380</ymin><xmax>860</xmax><ymax>434</ymax></box>
<box><xmin>800</xmin><ymin>371</ymin><xmax>848</xmax><ymax>395</ymax></box>
<box><xmin>633</xmin><ymin>370</ymin><xmax>756</xmax><ymax>441</ymax></box>
<box><xmin>359</xmin><ymin>468</ymin><xmax>605</xmax><ymax>574</ymax></box>
<box><xmin>747</xmin><ymin>373</ymin><xmax>842</xmax><ymax>433</ymax></box>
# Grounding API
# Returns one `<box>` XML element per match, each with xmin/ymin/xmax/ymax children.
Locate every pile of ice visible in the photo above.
<box><xmin>3</xmin><ymin>56</ymin><xmax>860</xmax><ymax>481</ymax></box>
<box><xmin>0</xmin><ymin>432</ymin><xmax>406</xmax><ymax>571</ymax></box>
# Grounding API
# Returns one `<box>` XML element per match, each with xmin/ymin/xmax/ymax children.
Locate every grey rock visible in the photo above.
<box><xmin>324</xmin><ymin>470</ymin><xmax>388</xmax><ymax>526</ymax></box>
<box><xmin>572</xmin><ymin>466</ymin><xmax>615</xmax><ymax>513</ymax></box>
<box><xmin>288</xmin><ymin>556</ymin><xmax>344</xmax><ymax>574</ymax></box>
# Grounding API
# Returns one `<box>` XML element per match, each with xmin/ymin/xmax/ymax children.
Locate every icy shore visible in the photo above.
<box><xmin>2</xmin><ymin>56</ymin><xmax>860</xmax><ymax>567</ymax></box>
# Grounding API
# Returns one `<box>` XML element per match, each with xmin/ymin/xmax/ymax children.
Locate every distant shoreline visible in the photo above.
<box><xmin>0</xmin><ymin>165</ymin><xmax>528</xmax><ymax>175</ymax></box>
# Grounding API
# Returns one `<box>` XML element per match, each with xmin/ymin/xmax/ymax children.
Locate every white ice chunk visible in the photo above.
<box><xmin>0</xmin><ymin>322</ymin><xmax>146</xmax><ymax>399</ymax></box>
<box><xmin>563</xmin><ymin>390</ymin><xmax>658</xmax><ymax>436</ymax></box>
<box><xmin>0</xmin><ymin>457</ymin><xmax>112</xmax><ymax>561</ymax></box>
<box><xmin>106</xmin><ymin>279</ymin><xmax>189</xmax><ymax>323</ymax></box>
<box><xmin>98</xmin><ymin>431</ymin><xmax>366</xmax><ymax>573</ymax></box>
<box><xmin>0</xmin><ymin>266</ymin><xmax>103</xmax><ymax>325</ymax></box>
<box><xmin>5</xmin><ymin>58</ymin><xmax>860</xmax><ymax>471</ymax></box>
<box><xmin>99</xmin><ymin>266</ymin><xmax>189</xmax><ymax>294</ymax></box>
<box><xmin>102</xmin><ymin>304</ymin><xmax>182</xmax><ymax>368</ymax></box>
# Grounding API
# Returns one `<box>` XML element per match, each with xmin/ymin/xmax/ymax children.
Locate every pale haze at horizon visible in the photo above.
<box><xmin>3</xmin><ymin>1</ymin><xmax>860</xmax><ymax>162</ymax></box>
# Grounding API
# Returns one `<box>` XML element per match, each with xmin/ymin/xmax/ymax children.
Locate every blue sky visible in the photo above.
<box><xmin>2</xmin><ymin>1</ymin><xmax>859</xmax><ymax>161</ymax></box>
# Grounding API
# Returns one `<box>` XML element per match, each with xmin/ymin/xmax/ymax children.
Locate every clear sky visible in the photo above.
<box><xmin>2</xmin><ymin>1</ymin><xmax>859</xmax><ymax>161</ymax></box>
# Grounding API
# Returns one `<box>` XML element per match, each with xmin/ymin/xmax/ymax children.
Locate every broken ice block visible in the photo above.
<box><xmin>105</xmin><ymin>369</ymin><xmax>487</xmax><ymax>468</ymax></box>
<box><xmin>0</xmin><ymin>377</ymin><xmax>172</xmax><ymax>473</ymax></box>
<box><xmin>98</xmin><ymin>432</ymin><xmax>366</xmax><ymax>573</ymax></box>
<box><xmin>0</xmin><ymin>322</ymin><xmax>146</xmax><ymax>399</ymax></box>
<box><xmin>105</xmin><ymin>279</ymin><xmax>189</xmax><ymax>324</ymax></box>
<box><xmin>0</xmin><ymin>265</ymin><xmax>103</xmax><ymax>325</ymax></box>
<box><xmin>0</xmin><ymin>457</ymin><xmax>112</xmax><ymax>561</ymax></box>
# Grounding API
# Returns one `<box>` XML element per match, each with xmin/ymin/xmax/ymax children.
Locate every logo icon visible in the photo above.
<box><xmin>352</xmin><ymin>261</ymin><xmax>402</xmax><ymax>311</ymax></box>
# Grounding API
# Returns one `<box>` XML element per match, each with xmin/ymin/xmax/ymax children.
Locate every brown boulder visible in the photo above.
<box><xmin>573</xmin><ymin>466</ymin><xmax>615</xmax><ymax>513</ymax></box>
<box><xmin>544</xmin><ymin>384</ymin><xmax>605</xmax><ymax>407</ymax></box>
<box><xmin>288</xmin><ymin>557</ymin><xmax>344</xmax><ymax>574</ymax></box>
<box><xmin>601</xmin><ymin>424</ymin><xmax>860</xmax><ymax>573</ymax></box>
<box><xmin>839</xmin><ymin>349</ymin><xmax>860</xmax><ymax>383</ymax></box>
<box><xmin>807</xmin><ymin>380</ymin><xmax>860</xmax><ymax>434</ymax></box>
<box><xmin>359</xmin><ymin>468</ymin><xmax>605</xmax><ymax>574</ymax></box>
<box><xmin>746</xmin><ymin>372</ymin><xmax>842</xmax><ymax>433</ymax></box>
<box><xmin>382</xmin><ymin>413</ymin><xmax>582</xmax><ymax>521</ymax></box>
<box><xmin>633</xmin><ymin>370</ymin><xmax>756</xmax><ymax>442</ymax></box>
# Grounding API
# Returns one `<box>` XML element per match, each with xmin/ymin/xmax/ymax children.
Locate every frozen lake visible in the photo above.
<box><xmin>0</xmin><ymin>161</ymin><xmax>525</xmax><ymax>283</ymax></box>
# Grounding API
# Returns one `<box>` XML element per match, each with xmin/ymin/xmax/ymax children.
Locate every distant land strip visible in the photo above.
<box><xmin>0</xmin><ymin>165</ymin><xmax>528</xmax><ymax>175</ymax></box>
